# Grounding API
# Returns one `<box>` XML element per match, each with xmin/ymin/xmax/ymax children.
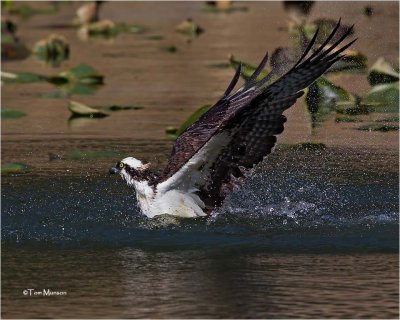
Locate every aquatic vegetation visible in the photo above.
<box><xmin>166</xmin><ymin>105</ymin><xmax>211</xmax><ymax>139</ymax></box>
<box><xmin>363</xmin><ymin>5</ymin><xmax>374</xmax><ymax>16</ymax></box>
<box><xmin>5</xmin><ymin>3</ymin><xmax>58</xmax><ymax>20</ymax></box>
<box><xmin>375</xmin><ymin>116</ymin><xmax>399</xmax><ymax>123</ymax></box>
<box><xmin>364</xmin><ymin>58</ymin><xmax>399</xmax><ymax>113</ymax></box>
<box><xmin>208</xmin><ymin>62</ymin><xmax>231</xmax><ymax>69</ymax></box>
<box><xmin>367</xmin><ymin>57</ymin><xmax>399</xmax><ymax>85</ymax></box>
<box><xmin>1</xmin><ymin>109</ymin><xmax>26</xmax><ymax>119</ymax></box>
<box><xmin>78</xmin><ymin>20</ymin><xmax>147</xmax><ymax>39</ymax></box>
<box><xmin>1</xmin><ymin>64</ymin><xmax>104</xmax><ymax>96</ymax></box>
<box><xmin>68</xmin><ymin>101</ymin><xmax>109</xmax><ymax>118</ymax></box>
<box><xmin>229</xmin><ymin>55</ymin><xmax>269</xmax><ymax>81</ymax></box>
<box><xmin>175</xmin><ymin>18</ymin><xmax>203</xmax><ymax>39</ymax></box>
<box><xmin>1</xmin><ymin>18</ymin><xmax>30</xmax><ymax>61</ymax></box>
<box><xmin>1</xmin><ymin>163</ymin><xmax>31</xmax><ymax>174</ymax></box>
<box><xmin>357</xmin><ymin>124</ymin><xmax>399</xmax><ymax>132</ymax></box>
<box><xmin>163</xmin><ymin>45</ymin><xmax>178</xmax><ymax>53</ymax></box>
<box><xmin>68</xmin><ymin>101</ymin><xmax>143</xmax><ymax>118</ymax></box>
<box><xmin>101</xmin><ymin>105</ymin><xmax>143</xmax><ymax>112</ymax></box>
<box><xmin>283</xmin><ymin>1</ymin><xmax>315</xmax><ymax>16</ymax></box>
<box><xmin>74</xmin><ymin>1</ymin><xmax>103</xmax><ymax>25</ymax></box>
<box><xmin>202</xmin><ymin>1</ymin><xmax>248</xmax><ymax>13</ymax></box>
<box><xmin>33</xmin><ymin>34</ymin><xmax>69</xmax><ymax>67</ymax></box>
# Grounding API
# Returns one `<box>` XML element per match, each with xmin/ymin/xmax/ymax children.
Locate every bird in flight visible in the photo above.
<box><xmin>110</xmin><ymin>20</ymin><xmax>356</xmax><ymax>218</ymax></box>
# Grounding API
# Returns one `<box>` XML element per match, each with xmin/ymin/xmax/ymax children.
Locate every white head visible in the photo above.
<box><xmin>109</xmin><ymin>157</ymin><xmax>157</xmax><ymax>187</ymax></box>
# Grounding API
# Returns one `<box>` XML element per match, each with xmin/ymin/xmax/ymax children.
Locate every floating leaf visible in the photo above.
<box><xmin>283</xmin><ymin>1</ymin><xmax>314</xmax><ymax>16</ymax></box>
<box><xmin>362</xmin><ymin>5</ymin><xmax>374</xmax><ymax>17</ymax></box>
<box><xmin>1</xmin><ymin>109</ymin><xmax>26</xmax><ymax>119</ymax></box>
<box><xmin>367</xmin><ymin>58</ymin><xmax>399</xmax><ymax>85</ymax></box>
<box><xmin>33</xmin><ymin>34</ymin><xmax>69</xmax><ymax>67</ymax></box>
<box><xmin>64</xmin><ymin>150</ymin><xmax>123</xmax><ymax>160</ymax></box>
<box><xmin>202</xmin><ymin>1</ymin><xmax>248</xmax><ymax>13</ymax></box>
<box><xmin>364</xmin><ymin>82</ymin><xmax>399</xmax><ymax>113</ymax></box>
<box><xmin>2</xmin><ymin>64</ymin><xmax>104</xmax><ymax>96</ymax></box>
<box><xmin>1</xmin><ymin>71</ymin><xmax>46</xmax><ymax>84</ymax></box>
<box><xmin>305</xmin><ymin>76</ymin><xmax>352</xmax><ymax>125</ymax></box>
<box><xmin>100</xmin><ymin>105</ymin><xmax>143</xmax><ymax>112</ymax></box>
<box><xmin>209</xmin><ymin>62</ymin><xmax>231</xmax><ymax>69</ymax></box>
<box><xmin>166</xmin><ymin>105</ymin><xmax>211</xmax><ymax>139</ymax></box>
<box><xmin>229</xmin><ymin>55</ymin><xmax>269</xmax><ymax>81</ymax></box>
<box><xmin>326</xmin><ymin>48</ymin><xmax>367</xmax><ymax>74</ymax></box>
<box><xmin>6</xmin><ymin>4</ymin><xmax>58</xmax><ymax>20</ymax></box>
<box><xmin>375</xmin><ymin>116</ymin><xmax>399</xmax><ymax>123</ymax></box>
<box><xmin>68</xmin><ymin>100</ymin><xmax>109</xmax><ymax>118</ymax></box>
<box><xmin>335</xmin><ymin>96</ymin><xmax>373</xmax><ymax>115</ymax></box>
<box><xmin>1</xmin><ymin>162</ymin><xmax>31</xmax><ymax>174</ymax></box>
<box><xmin>304</xmin><ymin>19</ymin><xmax>354</xmax><ymax>43</ymax></box>
<box><xmin>165</xmin><ymin>126</ymin><xmax>179</xmax><ymax>139</ymax></box>
<box><xmin>357</xmin><ymin>124</ymin><xmax>399</xmax><ymax>132</ymax></box>
<box><xmin>54</xmin><ymin>63</ymin><xmax>104</xmax><ymax>84</ymax></box>
<box><xmin>1</xmin><ymin>40</ymin><xmax>31</xmax><ymax>61</ymax></box>
<box><xmin>175</xmin><ymin>19</ymin><xmax>203</xmax><ymax>38</ymax></box>
<box><xmin>163</xmin><ymin>45</ymin><xmax>177</xmax><ymax>53</ymax></box>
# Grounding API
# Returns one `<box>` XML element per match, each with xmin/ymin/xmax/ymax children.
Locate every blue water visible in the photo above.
<box><xmin>2</xmin><ymin>168</ymin><xmax>399</xmax><ymax>318</ymax></box>
<box><xmin>2</xmin><ymin>170</ymin><xmax>398</xmax><ymax>252</ymax></box>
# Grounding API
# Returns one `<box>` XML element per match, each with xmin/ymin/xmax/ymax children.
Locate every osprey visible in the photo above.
<box><xmin>110</xmin><ymin>20</ymin><xmax>356</xmax><ymax>218</ymax></box>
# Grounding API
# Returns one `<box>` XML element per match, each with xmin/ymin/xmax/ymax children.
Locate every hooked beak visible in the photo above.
<box><xmin>109</xmin><ymin>166</ymin><xmax>120</xmax><ymax>175</ymax></box>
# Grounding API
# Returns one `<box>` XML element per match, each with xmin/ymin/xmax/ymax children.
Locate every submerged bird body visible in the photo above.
<box><xmin>110</xmin><ymin>20</ymin><xmax>356</xmax><ymax>218</ymax></box>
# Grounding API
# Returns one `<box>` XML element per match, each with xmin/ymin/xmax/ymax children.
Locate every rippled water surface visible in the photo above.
<box><xmin>2</xmin><ymin>164</ymin><xmax>399</xmax><ymax>318</ymax></box>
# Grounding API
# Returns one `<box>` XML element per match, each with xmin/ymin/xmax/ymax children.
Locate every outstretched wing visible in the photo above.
<box><xmin>158</xmin><ymin>19</ymin><xmax>356</xmax><ymax>211</ymax></box>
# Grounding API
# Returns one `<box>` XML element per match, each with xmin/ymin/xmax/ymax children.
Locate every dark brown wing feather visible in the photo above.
<box><xmin>161</xmin><ymin>19</ymin><xmax>356</xmax><ymax>209</ymax></box>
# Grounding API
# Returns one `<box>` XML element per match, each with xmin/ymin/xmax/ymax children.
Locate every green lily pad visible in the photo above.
<box><xmin>1</xmin><ymin>109</ymin><xmax>26</xmax><ymax>119</ymax></box>
<box><xmin>364</xmin><ymin>82</ymin><xmax>399</xmax><ymax>113</ymax></box>
<box><xmin>357</xmin><ymin>124</ymin><xmax>399</xmax><ymax>132</ymax></box>
<box><xmin>165</xmin><ymin>126</ymin><xmax>179</xmax><ymax>139</ymax></box>
<box><xmin>202</xmin><ymin>1</ymin><xmax>248</xmax><ymax>13</ymax></box>
<box><xmin>7</xmin><ymin>4</ymin><xmax>58</xmax><ymax>20</ymax></box>
<box><xmin>209</xmin><ymin>62</ymin><xmax>231</xmax><ymax>69</ymax></box>
<box><xmin>367</xmin><ymin>58</ymin><xmax>399</xmax><ymax>85</ymax></box>
<box><xmin>326</xmin><ymin>48</ymin><xmax>367</xmax><ymax>74</ymax></box>
<box><xmin>175</xmin><ymin>19</ymin><xmax>203</xmax><ymax>38</ymax></box>
<box><xmin>1</xmin><ymin>71</ymin><xmax>46</xmax><ymax>84</ymax></box>
<box><xmin>64</xmin><ymin>150</ymin><xmax>124</xmax><ymax>160</ymax></box>
<box><xmin>33</xmin><ymin>34</ymin><xmax>69</xmax><ymax>67</ymax></box>
<box><xmin>305</xmin><ymin>76</ymin><xmax>352</xmax><ymax>125</ymax></box>
<box><xmin>100</xmin><ymin>105</ymin><xmax>143</xmax><ymax>112</ymax></box>
<box><xmin>163</xmin><ymin>45</ymin><xmax>177</xmax><ymax>53</ymax></box>
<box><xmin>229</xmin><ymin>55</ymin><xmax>269</xmax><ymax>81</ymax></box>
<box><xmin>335</xmin><ymin>115</ymin><xmax>363</xmax><ymax>123</ymax></box>
<box><xmin>68</xmin><ymin>100</ymin><xmax>109</xmax><ymax>118</ymax></box>
<box><xmin>1</xmin><ymin>42</ymin><xmax>31</xmax><ymax>61</ymax></box>
<box><xmin>335</xmin><ymin>97</ymin><xmax>373</xmax><ymax>116</ymax></box>
<box><xmin>1</xmin><ymin>162</ymin><xmax>31</xmax><ymax>174</ymax></box>
<box><xmin>2</xmin><ymin>64</ymin><xmax>104</xmax><ymax>96</ymax></box>
<box><xmin>166</xmin><ymin>104</ymin><xmax>211</xmax><ymax>139</ymax></box>
<box><xmin>52</xmin><ymin>63</ymin><xmax>103</xmax><ymax>85</ymax></box>
<box><xmin>375</xmin><ymin>116</ymin><xmax>399</xmax><ymax>123</ymax></box>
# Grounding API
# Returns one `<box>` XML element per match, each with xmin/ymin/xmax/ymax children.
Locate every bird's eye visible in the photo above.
<box><xmin>119</xmin><ymin>162</ymin><xmax>124</xmax><ymax>168</ymax></box>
